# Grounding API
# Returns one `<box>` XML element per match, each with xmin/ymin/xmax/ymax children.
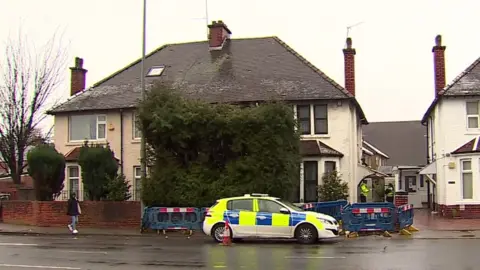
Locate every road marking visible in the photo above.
<box><xmin>60</xmin><ymin>250</ymin><xmax>107</xmax><ymax>255</ymax></box>
<box><xmin>285</xmin><ymin>256</ymin><xmax>347</xmax><ymax>259</ymax></box>
<box><xmin>0</xmin><ymin>264</ymin><xmax>80</xmax><ymax>269</ymax></box>
<box><xmin>0</xmin><ymin>243</ymin><xmax>38</xmax><ymax>246</ymax></box>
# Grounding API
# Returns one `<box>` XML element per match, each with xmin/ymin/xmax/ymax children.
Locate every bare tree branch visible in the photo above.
<box><xmin>0</xmin><ymin>29</ymin><xmax>68</xmax><ymax>184</ymax></box>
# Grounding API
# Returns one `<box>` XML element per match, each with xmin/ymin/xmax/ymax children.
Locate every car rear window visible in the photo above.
<box><xmin>227</xmin><ymin>199</ymin><xmax>253</xmax><ymax>211</ymax></box>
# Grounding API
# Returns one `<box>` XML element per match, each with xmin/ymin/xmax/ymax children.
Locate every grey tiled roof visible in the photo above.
<box><xmin>362</xmin><ymin>121</ymin><xmax>427</xmax><ymax>167</ymax></box>
<box><xmin>422</xmin><ymin>57</ymin><xmax>480</xmax><ymax>122</ymax></box>
<box><xmin>48</xmin><ymin>37</ymin><xmax>366</xmax><ymax>122</ymax></box>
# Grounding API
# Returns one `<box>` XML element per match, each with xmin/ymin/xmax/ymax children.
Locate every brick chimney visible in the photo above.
<box><xmin>70</xmin><ymin>57</ymin><xmax>87</xmax><ymax>96</ymax></box>
<box><xmin>343</xmin><ymin>37</ymin><xmax>356</xmax><ymax>96</ymax></box>
<box><xmin>432</xmin><ymin>35</ymin><xmax>446</xmax><ymax>97</ymax></box>
<box><xmin>207</xmin><ymin>20</ymin><xmax>232</xmax><ymax>51</ymax></box>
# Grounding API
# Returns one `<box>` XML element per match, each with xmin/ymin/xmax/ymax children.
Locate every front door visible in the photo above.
<box><xmin>225</xmin><ymin>198</ymin><xmax>256</xmax><ymax>237</ymax></box>
<box><xmin>255</xmin><ymin>199</ymin><xmax>292</xmax><ymax>237</ymax></box>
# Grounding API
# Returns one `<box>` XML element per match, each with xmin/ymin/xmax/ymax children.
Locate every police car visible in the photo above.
<box><xmin>203</xmin><ymin>194</ymin><xmax>340</xmax><ymax>244</ymax></box>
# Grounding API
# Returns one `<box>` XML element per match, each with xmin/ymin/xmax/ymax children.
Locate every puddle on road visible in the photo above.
<box><xmin>461</xmin><ymin>234</ymin><xmax>475</xmax><ymax>238</ymax></box>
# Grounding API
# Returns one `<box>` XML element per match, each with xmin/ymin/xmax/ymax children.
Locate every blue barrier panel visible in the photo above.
<box><xmin>141</xmin><ymin>207</ymin><xmax>200</xmax><ymax>231</ymax></box>
<box><xmin>397</xmin><ymin>204</ymin><xmax>414</xmax><ymax>230</ymax></box>
<box><xmin>302</xmin><ymin>200</ymin><xmax>349</xmax><ymax>221</ymax></box>
<box><xmin>342</xmin><ymin>203</ymin><xmax>396</xmax><ymax>233</ymax></box>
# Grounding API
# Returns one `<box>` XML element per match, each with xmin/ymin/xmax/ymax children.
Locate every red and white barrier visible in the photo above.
<box><xmin>352</xmin><ymin>208</ymin><xmax>390</xmax><ymax>214</ymax></box>
<box><xmin>304</xmin><ymin>203</ymin><xmax>314</xmax><ymax>209</ymax></box>
<box><xmin>401</xmin><ymin>204</ymin><xmax>413</xmax><ymax>211</ymax></box>
<box><xmin>159</xmin><ymin>207</ymin><xmax>195</xmax><ymax>213</ymax></box>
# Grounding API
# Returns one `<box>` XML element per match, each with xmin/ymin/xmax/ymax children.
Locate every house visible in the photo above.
<box><xmin>363</xmin><ymin>121</ymin><xmax>428</xmax><ymax>208</ymax></box>
<box><xmin>47</xmin><ymin>20</ymin><xmax>378</xmax><ymax>203</ymax></box>
<box><xmin>362</xmin><ymin>141</ymin><xmax>389</xmax><ymax>170</ymax></box>
<box><xmin>420</xmin><ymin>34</ymin><xmax>480</xmax><ymax>218</ymax></box>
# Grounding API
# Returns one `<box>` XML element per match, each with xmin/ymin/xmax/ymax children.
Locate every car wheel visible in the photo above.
<box><xmin>211</xmin><ymin>223</ymin><xmax>231</xmax><ymax>243</ymax></box>
<box><xmin>295</xmin><ymin>224</ymin><xmax>318</xmax><ymax>244</ymax></box>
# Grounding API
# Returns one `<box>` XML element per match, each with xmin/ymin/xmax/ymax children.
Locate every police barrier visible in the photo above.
<box><xmin>141</xmin><ymin>207</ymin><xmax>199</xmax><ymax>237</ymax></box>
<box><xmin>302</xmin><ymin>200</ymin><xmax>349</xmax><ymax>221</ymax></box>
<box><xmin>342</xmin><ymin>203</ymin><xmax>396</xmax><ymax>237</ymax></box>
<box><xmin>397</xmin><ymin>204</ymin><xmax>419</xmax><ymax>235</ymax></box>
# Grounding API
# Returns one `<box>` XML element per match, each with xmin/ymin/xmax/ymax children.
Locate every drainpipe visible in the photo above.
<box><xmin>119</xmin><ymin>109</ymin><xmax>124</xmax><ymax>175</ymax></box>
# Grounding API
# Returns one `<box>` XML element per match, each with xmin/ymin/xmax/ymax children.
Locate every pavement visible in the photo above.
<box><xmin>413</xmin><ymin>208</ymin><xmax>480</xmax><ymax>231</ymax></box>
<box><xmin>0</xmin><ymin>233</ymin><xmax>478</xmax><ymax>269</ymax></box>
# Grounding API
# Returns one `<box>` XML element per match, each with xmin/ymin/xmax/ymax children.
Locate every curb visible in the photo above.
<box><xmin>0</xmin><ymin>230</ymin><xmax>211</xmax><ymax>239</ymax></box>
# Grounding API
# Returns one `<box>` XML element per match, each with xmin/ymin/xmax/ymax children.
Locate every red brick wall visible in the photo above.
<box><xmin>394</xmin><ymin>194</ymin><xmax>408</xmax><ymax>207</ymax></box>
<box><xmin>437</xmin><ymin>204</ymin><xmax>480</xmax><ymax>219</ymax></box>
<box><xmin>2</xmin><ymin>201</ymin><xmax>141</xmax><ymax>228</ymax></box>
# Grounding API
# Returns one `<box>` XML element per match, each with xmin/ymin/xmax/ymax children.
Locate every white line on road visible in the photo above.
<box><xmin>285</xmin><ymin>256</ymin><xmax>347</xmax><ymax>259</ymax></box>
<box><xmin>59</xmin><ymin>250</ymin><xmax>107</xmax><ymax>255</ymax></box>
<box><xmin>0</xmin><ymin>243</ymin><xmax>38</xmax><ymax>246</ymax></box>
<box><xmin>0</xmin><ymin>264</ymin><xmax>80</xmax><ymax>269</ymax></box>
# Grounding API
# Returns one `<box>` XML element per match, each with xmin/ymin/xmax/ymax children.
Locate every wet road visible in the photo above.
<box><xmin>0</xmin><ymin>234</ymin><xmax>478</xmax><ymax>269</ymax></box>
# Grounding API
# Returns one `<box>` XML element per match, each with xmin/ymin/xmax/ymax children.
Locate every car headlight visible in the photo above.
<box><xmin>317</xmin><ymin>217</ymin><xmax>334</xmax><ymax>225</ymax></box>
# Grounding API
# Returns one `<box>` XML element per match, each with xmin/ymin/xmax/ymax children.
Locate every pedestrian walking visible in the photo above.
<box><xmin>67</xmin><ymin>192</ymin><xmax>81</xmax><ymax>234</ymax></box>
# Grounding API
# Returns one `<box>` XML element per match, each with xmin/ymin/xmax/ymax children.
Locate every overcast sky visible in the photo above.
<box><xmin>1</xmin><ymin>0</ymin><xmax>480</xmax><ymax>130</ymax></box>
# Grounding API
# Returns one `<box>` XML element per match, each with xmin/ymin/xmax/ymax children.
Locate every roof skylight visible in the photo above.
<box><xmin>146</xmin><ymin>65</ymin><xmax>165</xmax><ymax>77</ymax></box>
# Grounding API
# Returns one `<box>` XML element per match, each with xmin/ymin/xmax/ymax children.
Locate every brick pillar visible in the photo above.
<box><xmin>343</xmin><ymin>37</ymin><xmax>356</xmax><ymax>96</ymax></box>
<box><xmin>432</xmin><ymin>35</ymin><xmax>446</xmax><ymax>97</ymax></box>
<box><xmin>394</xmin><ymin>191</ymin><xmax>409</xmax><ymax>207</ymax></box>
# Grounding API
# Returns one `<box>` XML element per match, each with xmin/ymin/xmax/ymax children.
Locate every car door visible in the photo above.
<box><xmin>256</xmin><ymin>199</ymin><xmax>292</xmax><ymax>238</ymax></box>
<box><xmin>225</xmin><ymin>198</ymin><xmax>256</xmax><ymax>237</ymax></box>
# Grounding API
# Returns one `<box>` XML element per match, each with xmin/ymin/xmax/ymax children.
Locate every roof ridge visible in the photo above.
<box><xmin>271</xmin><ymin>37</ymin><xmax>352</xmax><ymax>98</ymax></box>
<box><xmin>439</xmin><ymin>56</ymin><xmax>480</xmax><ymax>95</ymax></box>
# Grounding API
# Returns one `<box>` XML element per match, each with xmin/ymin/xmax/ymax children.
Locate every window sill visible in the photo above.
<box><xmin>66</xmin><ymin>140</ymin><xmax>107</xmax><ymax>146</ymax></box>
<box><xmin>465</xmin><ymin>130</ymin><xmax>480</xmax><ymax>135</ymax></box>
<box><xmin>301</xmin><ymin>134</ymin><xmax>330</xmax><ymax>139</ymax></box>
<box><xmin>131</xmin><ymin>139</ymin><xmax>141</xmax><ymax>144</ymax></box>
<box><xmin>455</xmin><ymin>200</ymin><xmax>480</xmax><ymax>205</ymax></box>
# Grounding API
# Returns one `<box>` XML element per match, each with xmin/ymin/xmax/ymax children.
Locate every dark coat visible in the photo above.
<box><xmin>67</xmin><ymin>198</ymin><xmax>80</xmax><ymax>216</ymax></box>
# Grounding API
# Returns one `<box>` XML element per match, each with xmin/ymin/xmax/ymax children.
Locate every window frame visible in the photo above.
<box><xmin>313</xmin><ymin>104</ymin><xmax>328</xmax><ymax>134</ymax></box>
<box><xmin>133</xmin><ymin>166</ymin><xmax>142</xmax><ymax>200</ymax></box>
<box><xmin>68</xmin><ymin>114</ymin><xmax>107</xmax><ymax>142</ymax></box>
<box><xmin>133</xmin><ymin>113</ymin><xmax>141</xmax><ymax>139</ymax></box>
<box><xmin>461</xmin><ymin>159</ymin><xmax>473</xmax><ymax>200</ymax></box>
<box><xmin>466</xmin><ymin>101</ymin><xmax>479</xmax><ymax>129</ymax></box>
<box><xmin>67</xmin><ymin>166</ymin><xmax>80</xmax><ymax>199</ymax></box>
<box><xmin>324</xmin><ymin>161</ymin><xmax>336</xmax><ymax>175</ymax></box>
<box><xmin>296</xmin><ymin>105</ymin><xmax>311</xmax><ymax>135</ymax></box>
<box><xmin>227</xmin><ymin>199</ymin><xmax>254</xmax><ymax>211</ymax></box>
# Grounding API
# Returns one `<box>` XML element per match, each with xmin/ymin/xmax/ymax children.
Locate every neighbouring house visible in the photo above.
<box><xmin>420</xmin><ymin>35</ymin><xmax>480</xmax><ymax>218</ymax></box>
<box><xmin>362</xmin><ymin>141</ymin><xmax>389</xmax><ymax>170</ymax></box>
<box><xmin>363</xmin><ymin>121</ymin><xmax>428</xmax><ymax>208</ymax></box>
<box><xmin>47</xmin><ymin>20</ymin><xmax>378</xmax><ymax>203</ymax></box>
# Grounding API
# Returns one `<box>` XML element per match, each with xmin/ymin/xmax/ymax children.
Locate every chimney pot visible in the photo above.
<box><xmin>75</xmin><ymin>57</ymin><xmax>83</xmax><ymax>69</ymax></box>
<box><xmin>70</xmin><ymin>57</ymin><xmax>87</xmax><ymax>96</ymax></box>
<box><xmin>346</xmin><ymin>37</ymin><xmax>352</xmax><ymax>49</ymax></box>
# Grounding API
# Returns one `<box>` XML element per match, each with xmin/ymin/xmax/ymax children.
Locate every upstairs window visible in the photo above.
<box><xmin>133</xmin><ymin>113</ymin><xmax>141</xmax><ymax>139</ymax></box>
<box><xmin>69</xmin><ymin>115</ymin><xmax>106</xmax><ymax>141</ymax></box>
<box><xmin>314</xmin><ymin>105</ymin><xmax>328</xmax><ymax>134</ymax></box>
<box><xmin>466</xmin><ymin>101</ymin><xmax>479</xmax><ymax>129</ymax></box>
<box><xmin>297</xmin><ymin>105</ymin><xmax>311</xmax><ymax>134</ymax></box>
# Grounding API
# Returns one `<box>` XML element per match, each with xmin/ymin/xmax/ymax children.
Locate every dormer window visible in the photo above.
<box><xmin>466</xmin><ymin>101</ymin><xmax>479</xmax><ymax>128</ymax></box>
<box><xmin>146</xmin><ymin>65</ymin><xmax>165</xmax><ymax>77</ymax></box>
